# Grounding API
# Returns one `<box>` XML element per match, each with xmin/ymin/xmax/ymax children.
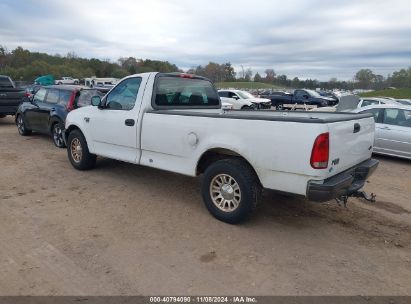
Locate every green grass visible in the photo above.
<box><xmin>359</xmin><ymin>88</ymin><xmax>411</xmax><ymax>99</ymax></box>
<box><xmin>215</xmin><ymin>82</ymin><xmax>286</xmax><ymax>90</ymax></box>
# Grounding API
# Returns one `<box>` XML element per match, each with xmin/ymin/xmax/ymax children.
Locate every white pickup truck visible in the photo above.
<box><xmin>55</xmin><ymin>77</ymin><xmax>79</xmax><ymax>85</ymax></box>
<box><xmin>64</xmin><ymin>72</ymin><xmax>378</xmax><ymax>223</ymax></box>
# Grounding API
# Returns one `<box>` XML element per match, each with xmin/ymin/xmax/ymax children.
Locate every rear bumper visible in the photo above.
<box><xmin>0</xmin><ymin>105</ymin><xmax>19</xmax><ymax>115</ymax></box>
<box><xmin>307</xmin><ymin>158</ymin><xmax>379</xmax><ymax>202</ymax></box>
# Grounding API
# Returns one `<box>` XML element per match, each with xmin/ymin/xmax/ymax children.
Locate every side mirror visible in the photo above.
<box><xmin>91</xmin><ymin>95</ymin><xmax>101</xmax><ymax>107</ymax></box>
<box><xmin>232</xmin><ymin>95</ymin><xmax>239</xmax><ymax>100</ymax></box>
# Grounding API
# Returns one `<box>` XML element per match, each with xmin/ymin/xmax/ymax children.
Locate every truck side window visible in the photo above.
<box><xmin>105</xmin><ymin>77</ymin><xmax>141</xmax><ymax>110</ymax></box>
<box><xmin>294</xmin><ymin>90</ymin><xmax>303</xmax><ymax>99</ymax></box>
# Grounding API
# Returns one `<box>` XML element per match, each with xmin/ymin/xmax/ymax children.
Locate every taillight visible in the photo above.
<box><xmin>66</xmin><ymin>91</ymin><xmax>76</xmax><ymax>112</ymax></box>
<box><xmin>310</xmin><ymin>132</ymin><xmax>329</xmax><ymax>169</ymax></box>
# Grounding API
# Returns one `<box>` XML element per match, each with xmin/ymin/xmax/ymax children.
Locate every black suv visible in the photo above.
<box><xmin>15</xmin><ymin>85</ymin><xmax>106</xmax><ymax>147</ymax></box>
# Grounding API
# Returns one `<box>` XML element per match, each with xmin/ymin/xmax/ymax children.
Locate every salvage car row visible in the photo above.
<box><xmin>9</xmin><ymin>72</ymin><xmax>381</xmax><ymax>224</ymax></box>
<box><xmin>1</xmin><ymin>72</ymin><xmax>410</xmax><ymax>223</ymax></box>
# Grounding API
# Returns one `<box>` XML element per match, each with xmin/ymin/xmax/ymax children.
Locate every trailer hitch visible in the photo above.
<box><xmin>335</xmin><ymin>190</ymin><xmax>376</xmax><ymax>207</ymax></box>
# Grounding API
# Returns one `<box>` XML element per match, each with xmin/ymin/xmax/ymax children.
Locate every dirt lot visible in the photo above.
<box><xmin>0</xmin><ymin>115</ymin><xmax>410</xmax><ymax>295</ymax></box>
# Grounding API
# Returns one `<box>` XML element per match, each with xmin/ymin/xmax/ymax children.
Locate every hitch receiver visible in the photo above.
<box><xmin>336</xmin><ymin>190</ymin><xmax>376</xmax><ymax>207</ymax></box>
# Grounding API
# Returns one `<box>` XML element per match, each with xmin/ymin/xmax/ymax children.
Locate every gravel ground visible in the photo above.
<box><xmin>0</xmin><ymin>116</ymin><xmax>410</xmax><ymax>295</ymax></box>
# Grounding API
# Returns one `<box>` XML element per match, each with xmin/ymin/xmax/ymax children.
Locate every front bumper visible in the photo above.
<box><xmin>254</xmin><ymin>102</ymin><xmax>272</xmax><ymax>109</ymax></box>
<box><xmin>307</xmin><ymin>158</ymin><xmax>379</xmax><ymax>202</ymax></box>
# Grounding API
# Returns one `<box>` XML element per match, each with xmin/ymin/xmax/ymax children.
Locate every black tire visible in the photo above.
<box><xmin>74</xmin><ymin>80</ymin><xmax>79</xmax><ymax>85</ymax></box>
<box><xmin>241</xmin><ymin>105</ymin><xmax>255</xmax><ymax>110</ymax></box>
<box><xmin>276</xmin><ymin>103</ymin><xmax>284</xmax><ymax>110</ymax></box>
<box><xmin>67</xmin><ymin>129</ymin><xmax>96</xmax><ymax>170</ymax></box>
<box><xmin>16</xmin><ymin>114</ymin><xmax>32</xmax><ymax>136</ymax></box>
<box><xmin>51</xmin><ymin>122</ymin><xmax>66</xmax><ymax>148</ymax></box>
<box><xmin>58</xmin><ymin>82</ymin><xmax>62</xmax><ymax>85</ymax></box>
<box><xmin>0</xmin><ymin>114</ymin><xmax>6</xmax><ymax>118</ymax></box>
<box><xmin>201</xmin><ymin>158</ymin><xmax>262</xmax><ymax>224</ymax></box>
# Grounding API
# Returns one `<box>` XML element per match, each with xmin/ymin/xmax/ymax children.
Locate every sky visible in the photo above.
<box><xmin>0</xmin><ymin>0</ymin><xmax>411</xmax><ymax>80</ymax></box>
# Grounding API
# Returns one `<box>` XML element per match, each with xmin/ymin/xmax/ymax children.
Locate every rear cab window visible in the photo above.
<box><xmin>153</xmin><ymin>74</ymin><xmax>220</xmax><ymax>108</ymax></box>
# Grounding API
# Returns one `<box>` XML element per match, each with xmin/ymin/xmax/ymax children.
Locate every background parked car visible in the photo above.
<box><xmin>267</xmin><ymin>89</ymin><xmax>336</xmax><ymax>109</ymax></box>
<box><xmin>23</xmin><ymin>84</ymin><xmax>42</xmax><ymax>99</ymax></box>
<box><xmin>15</xmin><ymin>85</ymin><xmax>105</xmax><ymax>147</ymax></box>
<box><xmin>396</xmin><ymin>99</ymin><xmax>411</xmax><ymax>106</ymax></box>
<box><xmin>357</xmin><ymin>97</ymin><xmax>402</xmax><ymax>108</ymax></box>
<box><xmin>352</xmin><ymin>104</ymin><xmax>411</xmax><ymax>160</ymax></box>
<box><xmin>55</xmin><ymin>77</ymin><xmax>79</xmax><ymax>85</ymax></box>
<box><xmin>0</xmin><ymin>75</ymin><xmax>25</xmax><ymax>118</ymax></box>
<box><xmin>218</xmin><ymin>89</ymin><xmax>272</xmax><ymax>110</ymax></box>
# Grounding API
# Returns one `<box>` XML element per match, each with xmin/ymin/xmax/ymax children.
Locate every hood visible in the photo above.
<box><xmin>322</xmin><ymin>96</ymin><xmax>336</xmax><ymax>101</ymax></box>
<box><xmin>248</xmin><ymin>97</ymin><xmax>271</xmax><ymax>104</ymax></box>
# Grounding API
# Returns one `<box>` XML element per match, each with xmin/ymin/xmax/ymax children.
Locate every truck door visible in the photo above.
<box><xmin>293</xmin><ymin>90</ymin><xmax>305</xmax><ymax>103</ymax></box>
<box><xmin>87</xmin><ymin>76</ymin><xmax>145</xmax><ymax>163</ymax></box>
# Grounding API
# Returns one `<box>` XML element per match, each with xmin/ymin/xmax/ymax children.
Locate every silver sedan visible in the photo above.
<box><xmin>352</xmin><ymin>104</ymin><xmax>411</xmax><ymax>160</ymax></box>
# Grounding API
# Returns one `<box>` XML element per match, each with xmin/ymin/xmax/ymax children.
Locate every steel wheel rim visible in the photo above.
<box><xmin>70</xmin><ymin>138</ymin><xmax>82</xmax><ymax>163</ymax></box>
<box><xmin>209</xmin><ymin>174</ymin><xmax>241</xmax><ymax>212</ymax></box>
<box><xmin>53</xmin><ymin>125</ymin><xmax>63</xmax><ymax>147</ymax></box>
<box><xmin>17</xmin><ymin>116</ymin><xmax>24</xmax><ymax>134</ymax></box>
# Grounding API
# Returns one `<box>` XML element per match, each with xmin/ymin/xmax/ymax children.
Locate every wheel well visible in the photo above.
<box><xmin>49</xmin><ymin>119</ymin><xmax>61</xmax><ymax>132</ymax></box>
<box><xmin>196</xmin><ymin>148</ymin><xmax>257</xmax><ymax>177</ymax></box>
<box><xmin>65</xmin><ymin>125</ymin><xmax>80</xmax><ymax>140</ymax></box>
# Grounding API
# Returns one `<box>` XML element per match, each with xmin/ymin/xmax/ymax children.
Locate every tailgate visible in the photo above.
<box><xmin>328</xmin><ymin>116</ymin><xmax>374</xmax><ymax>175</ymax></box>
<box><xmin>0</xmin><ymin>90</ymin><xmax>24</xmax><ymax>105</ymax></box>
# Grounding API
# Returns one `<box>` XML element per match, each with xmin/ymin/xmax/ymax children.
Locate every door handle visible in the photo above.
<box><xmin>125</xmin><ymin>119</ymin><xmax>135</xmax><ymax>126</ymax></box>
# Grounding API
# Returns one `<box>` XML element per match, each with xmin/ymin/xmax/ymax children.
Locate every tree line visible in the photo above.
<box><xmin>1</xmin><ymin>45</ymin><xmax>410</xmax><ymax>90</ymax></box>
<box><xmin>0</xmin><ymin>46</ymin><xmax>180</xmax><ymax>82</ymax></box>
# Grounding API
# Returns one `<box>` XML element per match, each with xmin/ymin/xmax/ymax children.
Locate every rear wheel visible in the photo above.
<box><xmin>0</xmin><ymin>115</ymin><xmax>6</xmax><ymax>118</ymax></box>
<box><xmin>16</xmin><ymin>115</ymin><xmax>32</xmax><ymax>136</ymax></box>
<box><xmin>276</xmin><ymin>103</ymin><xmax>284</xmax><ymax>110</ymax></box>
<box><xmin>52</xmin><ymin>122</ymin><xmax>66</xmax><ymax>148</ymax></box>
<box><xmin>201</xmin><ymin>158</ymin><xmax>262</xmax><ymax>224</ymax></box>
<box><xmin>67</xmin><ymin>129</ymin><xmax>96</xmax><ymax>170</ymax></box>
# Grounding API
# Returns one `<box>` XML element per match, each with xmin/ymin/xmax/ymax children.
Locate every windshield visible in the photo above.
<box><xmin>305</xmin><ymin>90</ymin><xmax>322</xmax><ymax>98</ymax></box>
<box><xmin>237</xmin><ymin>91</ymin><xmax>254</xmax><ymax>99</ymax></box>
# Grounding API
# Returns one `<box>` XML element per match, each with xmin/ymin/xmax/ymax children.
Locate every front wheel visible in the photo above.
<box><xmin>67</xmin><ymin>129</ymin><xmax>96</xmax><ymax>170</ymax></box>
<box><xmin>201</xmin><ymin>158</ymin><xmax>262</xmax><ymax>224</ymax></box>
<box><xmin>52</xmin><ymin>122</ymin><xmax>66</xmax><ymax>148</ymax></box>
<box><xmin>16</xmin><ymin>115</ymin><xmax>32</xmax><ymax>136</ymax></box>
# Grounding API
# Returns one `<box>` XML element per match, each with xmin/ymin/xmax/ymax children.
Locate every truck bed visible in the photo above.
<box><xmin>147</xmin><ymin>109</ymin><xmax>373</xmax><ymax>124</ymax></box>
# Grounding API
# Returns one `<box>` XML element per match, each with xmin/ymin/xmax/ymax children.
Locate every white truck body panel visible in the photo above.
<box><xmin>66</xmin><ymin>72</ymin><xmax>376</xmax><ymax>199</ymax></box>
